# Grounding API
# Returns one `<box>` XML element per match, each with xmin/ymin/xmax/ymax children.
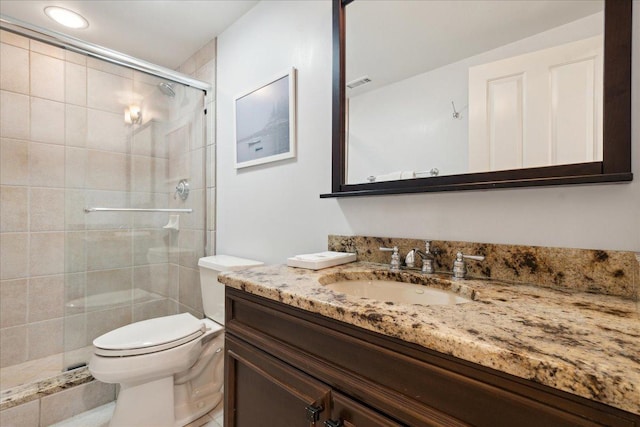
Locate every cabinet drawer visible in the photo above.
<box><xmin>226</xmin><ymin>289</ymin><xmax>638</xmax><ymax>427</ymax></box>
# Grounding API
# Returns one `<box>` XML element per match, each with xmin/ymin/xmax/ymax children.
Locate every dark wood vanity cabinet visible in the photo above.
<box><xmin>224</xmin><ymin>288</ymin><xmax>640</xmax><ymax>427</ymax></box>
<box><xmin>226</xmin><ymin>336</ymin><xmax>400</xmax><ymax>426</ymax></box>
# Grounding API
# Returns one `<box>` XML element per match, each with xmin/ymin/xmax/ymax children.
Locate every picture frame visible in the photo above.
<box><xmin>234</xmin><ymin>67</ymin><xmax>297</xmax><ymax>169</ymax></box>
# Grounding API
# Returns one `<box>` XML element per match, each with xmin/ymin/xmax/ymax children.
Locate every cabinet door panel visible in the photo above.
<box><xmin>226</xmin><ymin>335</ymin><xmax>331</xmax><ymax>427</ymax></box>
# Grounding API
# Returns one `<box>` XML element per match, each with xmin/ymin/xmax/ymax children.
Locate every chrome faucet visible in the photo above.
<box><xmin>452</xmin><ymin>252</ymin><xmax>485</xmax><ymax>279</ymax></box>
<box><xmin>379</xmin><ymin>246</ymin><xmax>401</xmax><ymax>272</ymax></box>
<box><xmin>414</xmin><ymin>241</ymin><xmax>436</xmax><ymax>274</ymax></box>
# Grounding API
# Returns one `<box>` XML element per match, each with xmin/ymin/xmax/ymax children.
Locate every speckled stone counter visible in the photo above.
<box><xmin>219</xmin><ymin>262</ymin><xmax>640</xmax><ymax>415</ymax></box>
<box><xmin>0</xmin><ymin>367</ymin><xmax>92</xmax><ymax>410</ymax></box>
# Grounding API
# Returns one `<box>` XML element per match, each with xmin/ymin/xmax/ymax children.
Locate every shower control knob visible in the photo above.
<box><xmin>174</xmin><ymin>179</ymin><xmax>190</xmax><ymax>200</ymax></box>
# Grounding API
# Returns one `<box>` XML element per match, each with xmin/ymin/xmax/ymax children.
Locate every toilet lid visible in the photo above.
<box><xmin>93</xmin><ymin>313</ymin><xmax>206</xmax><ymax>357</ymax></box>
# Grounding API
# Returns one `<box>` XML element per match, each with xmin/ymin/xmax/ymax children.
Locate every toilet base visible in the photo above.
<box><xmin>110</xmin><ymin>376</ymin><xmax>175</xmax><ymax>427</ymax></box>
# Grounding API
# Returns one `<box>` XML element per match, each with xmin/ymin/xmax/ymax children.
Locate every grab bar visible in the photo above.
<box><xmin>84</xmin><ymin>207</ymin><xmax>192</xmax><ymax>213</ymax></box>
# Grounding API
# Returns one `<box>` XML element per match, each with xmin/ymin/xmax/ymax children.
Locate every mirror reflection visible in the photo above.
<box><xmin>345</xmin><ymin>0</ymin><xmax>604</xmax><ymax>184</ymax></box>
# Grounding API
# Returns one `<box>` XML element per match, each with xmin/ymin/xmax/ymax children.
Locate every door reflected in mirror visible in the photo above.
<box><xmin>345</xmin><ymin>0</ymin><xmax>605</xmax><ymax>185</ymax></box>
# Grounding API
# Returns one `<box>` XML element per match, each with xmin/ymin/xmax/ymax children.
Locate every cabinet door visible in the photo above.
<box><xmin>225</xmin><ymin>335</ymin><xmax>331</xmax><ymax>427</ymax></box>
<box><xmin>328</xmin><ymin>392</ymin><xmax>402</xmax><ymax>427</ymax></box>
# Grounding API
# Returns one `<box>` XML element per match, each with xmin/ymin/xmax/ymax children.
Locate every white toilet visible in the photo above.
<box><xmin>89</xmin><ymin>255</ymin><xmax>263</xmax><ymax>427</ymax></box>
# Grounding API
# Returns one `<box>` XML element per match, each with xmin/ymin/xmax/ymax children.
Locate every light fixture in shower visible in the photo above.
<box><xmin>124</xmin><ymin>105</ymin><xmax>142</xmax><ymax>124</ymax></box>
<box><xmin>44</xmin><ymin>6</ymin><xmax>89</xmax><ymax>29</ymax></box>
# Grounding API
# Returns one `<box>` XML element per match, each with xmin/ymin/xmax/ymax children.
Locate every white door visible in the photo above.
<box><xmin>468</xmin><ymin>36</ymin><xmax>603</xmax><ymax>173</ymax></box>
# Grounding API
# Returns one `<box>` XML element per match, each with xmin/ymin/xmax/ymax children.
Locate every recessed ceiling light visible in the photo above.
<box><xmin>44</xmin><ymin>6</ymin><xmax>89</xmax><ymax>29</ymax></box>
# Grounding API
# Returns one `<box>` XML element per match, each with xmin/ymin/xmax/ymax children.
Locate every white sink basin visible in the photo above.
<box><xmin>325</xmin><ymin>279</ymin><xmax>472</xmax><ymax>306</ymax></box>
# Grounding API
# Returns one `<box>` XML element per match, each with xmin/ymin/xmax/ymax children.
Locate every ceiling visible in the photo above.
<box><xmin>0</xmin><ymin>0</ymin><xmax>259</xmax><ymax>69</ymax></box>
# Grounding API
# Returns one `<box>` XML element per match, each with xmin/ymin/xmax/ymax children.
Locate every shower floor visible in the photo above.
<box><xmin>0</xmin><ymin>346</ymin><xmax>93</xmax><ymax>393</ymax></box>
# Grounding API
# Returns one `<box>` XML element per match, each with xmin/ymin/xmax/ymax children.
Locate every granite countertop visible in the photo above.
<box><xmin>219</xmin><ymin>262</ymin><xmax>640</xmax><ymax>415</ymax></box>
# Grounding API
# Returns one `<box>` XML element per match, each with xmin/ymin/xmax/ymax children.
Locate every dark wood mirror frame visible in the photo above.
<box><xmin>321</xmin><ymin>0</ymin><xmax>632</xmax><ymax>198</ymax></box>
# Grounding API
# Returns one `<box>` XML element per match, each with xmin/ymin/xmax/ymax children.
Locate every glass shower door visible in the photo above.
<box><xmin>63</xmin><ymin>57</ymin><xmax>206</xmax><ymax>371</ymax></box>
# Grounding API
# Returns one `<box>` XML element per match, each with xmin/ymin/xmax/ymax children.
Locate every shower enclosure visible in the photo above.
<box><xmin>0</xmin><ymin>20</ymin><xmax>210</xmax><ymax>395</ymax></box>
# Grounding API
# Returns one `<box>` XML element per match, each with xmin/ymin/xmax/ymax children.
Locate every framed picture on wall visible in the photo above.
<box><xmin>234</xmin><ymin>68</ymin><xmax>297</xmax><ymax>169</ymax></box>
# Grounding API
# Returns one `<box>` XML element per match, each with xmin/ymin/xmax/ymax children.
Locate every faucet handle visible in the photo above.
<box><xmin>452</xmin><ymin>252</ymin><xmax>485</xmax><ymax>279</ymax></box>
<box><xmin>461</xmin><ymin>253</ymin><xmax>485</xmax><ymax>262</ymax></box>
<box><xmin>379</xmin><ymin>246</ymin><xmax>401</xmax><ymax>272</ymax></box>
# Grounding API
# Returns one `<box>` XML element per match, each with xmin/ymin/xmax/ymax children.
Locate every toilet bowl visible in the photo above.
<box><xmin>89</xmin><ymin>255</ymin><xmax>263</xmax><ymax>427</ymax></box>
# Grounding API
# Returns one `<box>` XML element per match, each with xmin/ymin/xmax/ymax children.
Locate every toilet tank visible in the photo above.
<box><xmin>198</xmin><ymin>255</ymin><xmax>263</xmax><ymax>325</ymax></box>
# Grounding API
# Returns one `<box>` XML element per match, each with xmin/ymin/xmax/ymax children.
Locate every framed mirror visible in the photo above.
<box><xmin>322</xmin><ymin>0</ymin><xmax>632</xmax><ymax>198</ymax></box>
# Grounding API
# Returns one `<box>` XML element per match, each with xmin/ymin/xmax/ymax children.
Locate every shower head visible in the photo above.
<box><xmin>158</xmin><ymin>82</ymin><xmax>176</xmax><ymax>98</ymax></box>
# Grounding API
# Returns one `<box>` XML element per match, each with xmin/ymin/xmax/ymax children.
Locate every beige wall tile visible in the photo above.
<box><xmin>30</xmin><ymin>187</ymin><xmax>65</xmax><ymax>231</ymax></box>
<box><xmin>40</xmin><ymin>380</ymin><xmax>115</xmax><ymax>426</ymax></box>
<box><xmin>132</xmin><ymin>229</ymin><xmax>169</xmax><ymax>265</ymax></box>
<box><xmin>64</xmin><ymin>191</ymin><xmax>86</xmax><ymax>231</ymax></box>
<box><xmin>207</xmin><ymin>142</ymin><xmax>216</xmax><ymax>188</ymax></box>
<box><xmin>30</xmin><ymin>97</ymin><xmax>65</xmax><ymax>145</ymax></box>
<box><xmin>179</xmin><ymin>228</ymin><xmax>204</xmax><ymax>269</ymax></box>
<box><xmin>65</xmin><ymin>62</ymin><xmax>86</xmax><ymax>106</ymax></box>
<box><xmin>131</xmin><ymin>121</ymin><xmax>153</xmax><ymax>156</ymax></box>
<box><xmin>207</xmin><ymin>188</ymin><xmax>216</xmax><ymax>233</ymax></box>
<box><xmin>195</xmin><ymin>39</ymin><xmax>216</xmax><ymax>70</ymax></box>
<box><xmin>65</xmin><ymin>50</ymin><xmax>86</xmax><ymax>66</ymax></box>
<box><xmin>133</xmin><ymin>298</ymin><xmax>177</xmax><ymax>322</ymax></box>
<box><xmin>196</xmin><ymin>61</ymin><xmax>215</xmax><ymax>86</ymax></box>
<box><xmin>0</xmin><ymin>30</ymin><xmax>29</xmax><ymax>49</ymax></box>
<box><xmin>29</xmin><ymin>142</ymin><xmax>64</xmax><ymax>187</ymax></box>
<box><xmin>190</xmin><ymin>148</ymin><xmax>205</xmax><ymax>190</ymax></box>
<box><xmin>179</xmin><ymin>54</ymin><xmax>197</xmax><ymax>76</ymax></box>
<box><xmin>0</xmin><ymin>90</ymin><xmax>29</xmax><ymax>139</ymax></box>
<box><xmin>86</xmin><ymin>150</ymin><xmax>129</xmax><ymax>191</ymax></box>
<box><xmin>0</xmin><ymin>138</ymin><xmax>29</xmax><ymax>185</ymax></box>
<box><xmin>0</xmin><ymin>233</ymin><xmax>28</xmax><ymax>279</ymax></box>
<box><xmin>65</xmin><ymin>104</ymin><xmax>87</xmax><ymax>147</ymax></box>
<box><xmin>0</xmin><ymin>399</ymin><xmax>39</xmax><ymax>427</ymax></box>
<box><xmin>0</xmin><ymin>186</ymin><xmax>28</xmax><ymax>232</ymax></box>
<box><xmin>86</xmin><ymin>267</ymin><xmax>132</xmax><ymax>299</ymax></box>
<box><xmin>30</xmin><ymin>51</ymin><xmax>64</xmax><ymax>102</ymax></box>
<box><xmin>65</xmin><ymin>231</ymin><xmax>87</xmax><ymax>273</ymax></box>
<box><xmin>131</xmin><ymin>154</ymin><xmax>152</xmax><ymax>193</ymax></box>
<box><xmin>87</xmin><ymin>57</ymin><xmax>133</xmax><ymax>79</ymax></box>
<box><xmin>0</xmin><ymin>43</ymin><xmax>29</xmax><ymax>94</ymax></box>
<box><xmin>0</xmin><ymin>325</ymin><xmax>27</xmax><ymax>368</ymax></box>
<box><xmin>28</xmin><ymin>275</ymin><xmax>64</xmax><ymax>322</ymax></box>
<box><xmin>0</xmin><ymin>278</ymin><xmax>27</xmax><ymax>328</ymax></box>
<box><xmin>179</xmin><ymin>266</ymin><xmax>203</xmax><ymax>314</ymax></box>
<box><xmin>84</xmin><ymin>190</ymin><xmax>130</xmax><ymax>230</ymax></box>
<box><xmin>86</xmin><ymin>306</ymin><xmax>131</xmax><ymax>341</ymax></box>
<box><xmin>85</xmin><ymin>230</ymin><xmax>132</xmax><ymax>270</ymax></box>
<box><xmin>134</xmin><ymin>263</ymin><xmax>176</xmax><ymax>299</ymax></box>
<box><xmin>87</xmin><ymin>68</ymin><xmax>132</xmax><ymax>114</ymax></box>
<box><xmin>86</xmin><ymin>108</ymin><xmax>129</xmax><ymax>153</ymax></box>
<box><xmin>64</xmin><ymin>313</ymin><xmax>87</xmax><ymax>350</ymax></box>
<box><xmin>29</xmin><ymin>232</ymin><xmax>65</xmax><ymax>276</ymax></box>
<box><xmin>65</xmin><ymin>147</ymin><xmax>87</xmax><ymax>189</ymax></box>
<box><xmin>27</xmin><ymin>317</ymin><xmax>63</xmax><ymax>359</ymax></box>
<box><xmin>29</xmin><ymin>40</ymin><xmax>64</xmax><ymax>59</ymax></box>
<box><xmin>130</xmin><ymin>193</ymin><xmax>170</xmax><ymax>229</ymax></box>
<box><xmin>64</xmin><ymin>271</ymin><xmax>86</xmax><ymax>307</ymax></box>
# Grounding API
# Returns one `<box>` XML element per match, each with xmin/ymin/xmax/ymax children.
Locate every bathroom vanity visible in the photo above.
<box><xmin>221</xmin><ymin>260</ymin><xmax>640</xmax><ymax>426</ymax></box>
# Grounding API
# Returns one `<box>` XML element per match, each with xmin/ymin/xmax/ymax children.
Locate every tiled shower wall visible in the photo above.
<box><xmin>0</xmin><ymin>29</ymin><xmax>214</xmax><ymax>371</ymax></box>
<box><xmin>176</xmin><ymin>38</ymin><xmax>216</xmax><ymax>258</ymax></box>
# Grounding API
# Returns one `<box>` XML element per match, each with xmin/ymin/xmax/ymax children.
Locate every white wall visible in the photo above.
<box><xmin>216</xmin><ymin>1</ymin><xmax>640</xmax><ymax>264</ymax></box>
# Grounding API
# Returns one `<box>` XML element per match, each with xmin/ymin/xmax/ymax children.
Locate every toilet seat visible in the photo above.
<box><xmin>94</xmin><ymin>313</ymin><xmax>212</xmax><ymax>357</ymax></box>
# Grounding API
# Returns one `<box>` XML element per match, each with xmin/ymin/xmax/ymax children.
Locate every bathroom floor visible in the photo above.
<box><xmin>50</xmin><ymin>401</ymin><xmax>224</xmax><ymax>427</ymax></box>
